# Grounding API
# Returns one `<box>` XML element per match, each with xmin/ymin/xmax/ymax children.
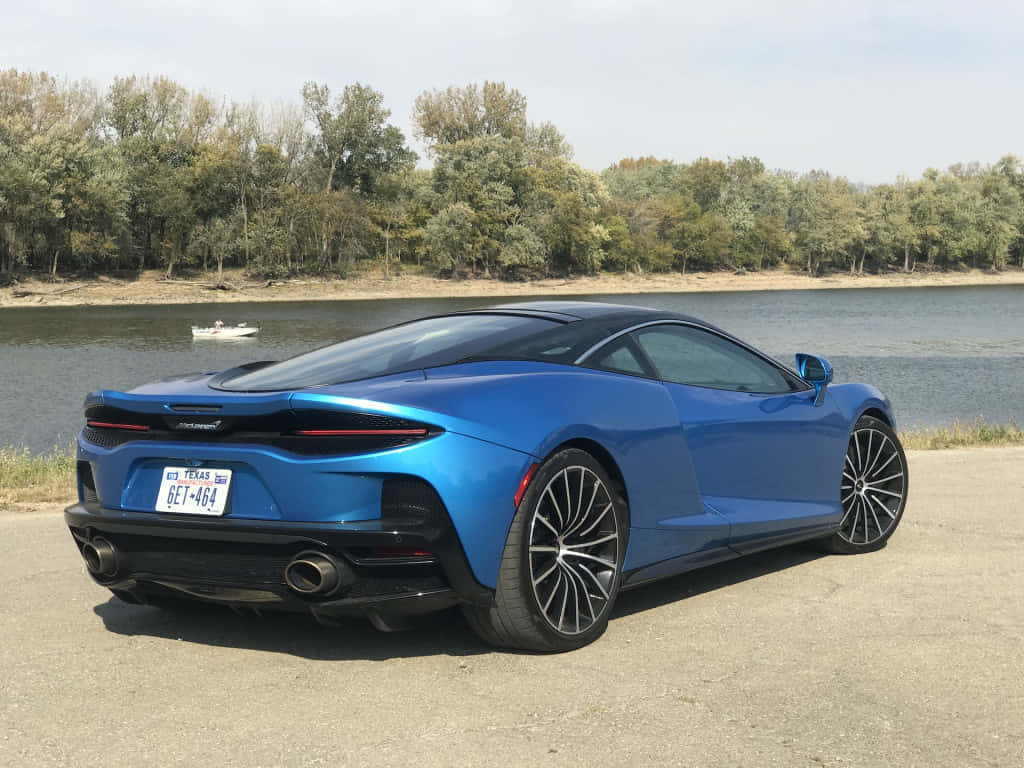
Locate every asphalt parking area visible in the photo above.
<box><xmin>2</xmin><ymin>447</ymin><xmax>1021</xmax><ymax>767</ymax></box>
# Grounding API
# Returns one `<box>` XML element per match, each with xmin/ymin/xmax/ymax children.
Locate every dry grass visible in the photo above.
<box><xmin>900</xmin><ymin>418</ymin><xmax>1024</xmax><ymax>451</ymax></box>
<box><xmin>0</xmin><ymin>446</ymin><xmax>76</xmax><ymax>508</ymax></box>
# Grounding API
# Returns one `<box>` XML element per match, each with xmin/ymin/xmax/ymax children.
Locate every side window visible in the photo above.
<box><xmin>586</xmin><ymin>338</ymin><xmax>651</xmax><ymax>377</ymax></box>
<box><xmin>632</xmin><ymin>325</ymin><xmax>797</xmax><ymax>394</ymax></box>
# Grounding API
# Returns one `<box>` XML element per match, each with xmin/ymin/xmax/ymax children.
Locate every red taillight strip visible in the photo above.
<box><xmin>86</xmin><ymin>421</ymin><xmax>150</xmax><ymax>431</ymax></box>
<box><xmin>293</xmin><ymin>429</ymin><xmax>428</xmax><ymax>437</ymax></box>
<box><xmin>514</xmin><ymin>462</ymin><xmax>540</xmax><ymax>509</ymax></box>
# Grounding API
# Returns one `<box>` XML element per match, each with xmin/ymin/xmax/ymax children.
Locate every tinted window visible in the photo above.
<box><xmin>632</xmin><ymin>324</ymin><xmax>797</xmax><ymax>394</ymax></box>
<box><xmin>586</xmin><ymin>338</ymin><xmax>650</xmax><ymax>377</ymax></box>
<box><xmin>219</xmin><ymin>314</ymin><xmax>558</xmax><ymax>391</ymax></box>
<box><xmin>474</xmin><ymin>321</ymin><xmax>603</xmax><ymax>364</ymax></box>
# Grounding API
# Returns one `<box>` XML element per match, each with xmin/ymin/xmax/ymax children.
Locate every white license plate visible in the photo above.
<box><xmin>155</xmin><ymin>466</ymin><xmax>231</xmax><ymax>515</ymax></box>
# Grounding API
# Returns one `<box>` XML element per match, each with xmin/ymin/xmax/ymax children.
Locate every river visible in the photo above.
<box><xmin>1</xmin><ymin>285</ymin><xmax>1020</xmax><ymax>453</ymax></box>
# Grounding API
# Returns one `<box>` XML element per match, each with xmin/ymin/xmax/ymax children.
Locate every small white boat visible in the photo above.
<box><xmin>191</xmin><ymin>322</ymin><xmax>259</xmax><ymax>339</ymax></box>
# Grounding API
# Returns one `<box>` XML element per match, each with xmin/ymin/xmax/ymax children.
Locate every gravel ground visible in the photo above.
<box><xmin>1</xmin><ymin>447</ymin><xmax>1021</xmax><ymax>768</ymax></box>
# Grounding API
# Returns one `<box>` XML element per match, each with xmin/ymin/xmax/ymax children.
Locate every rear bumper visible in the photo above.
<box><xmin>65</xmin><ymin>502</ymin><xmax>493</xmax><ymax>622</ymax></box>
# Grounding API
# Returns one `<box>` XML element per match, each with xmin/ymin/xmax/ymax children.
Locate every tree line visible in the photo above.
<box><xmin>2</xmin><ymin>68</ymin><xmax>1023</xmax><ymax>282</ymax></box>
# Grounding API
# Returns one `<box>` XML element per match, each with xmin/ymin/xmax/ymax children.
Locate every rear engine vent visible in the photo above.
<box><xmin>82</xmin><ymin>425</ymin><xmax>131</xmax><ymax>450</ymax></box>
<box><xmin>291</xmin><ymin>410</ymin><xmax>433</xmax><ymax>433</ymax></box>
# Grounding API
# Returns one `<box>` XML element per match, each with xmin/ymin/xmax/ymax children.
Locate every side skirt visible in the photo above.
<box><xmin>620</xmin><ymin>524</ymin><xmax>837</xmax><ymax>591</ymax></box>
<box><xmin>621</xmin><ymin>545</ymin><xmax>738</xmax><ymax>590</ymax></box>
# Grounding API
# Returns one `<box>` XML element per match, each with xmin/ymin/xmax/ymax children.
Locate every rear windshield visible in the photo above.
<box><xmin>216</xmin><ymin>314</ymin><xmax>560</xmax><ymax>391</ymax></box>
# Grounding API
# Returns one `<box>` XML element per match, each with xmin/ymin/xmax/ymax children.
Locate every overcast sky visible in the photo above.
<box><xmin>3</xmin><ymin>0</ymin><xmax>1022</xmax><ymax>182</ymax></box>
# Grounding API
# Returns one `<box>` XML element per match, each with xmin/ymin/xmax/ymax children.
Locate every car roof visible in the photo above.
<box><xmin>439</xmin><ymin>300</ymin><xmax>739</xmax><ymax>366</ymax></box>
<box><xmin>215</xmin><ymin>300</ymin><xmax>783</xmax><ymax>392</ymax></box>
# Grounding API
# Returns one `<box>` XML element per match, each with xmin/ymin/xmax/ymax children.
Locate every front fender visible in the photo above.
<box><xmin>827</xmin><ymin>383</ymin><xmax>897</xmax><ymax>432</ymax></box>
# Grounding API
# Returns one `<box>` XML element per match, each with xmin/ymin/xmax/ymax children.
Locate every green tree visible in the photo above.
<box><xmin>413</xmin><ymin>81</ymin><xmax>528</xmax><ymax>149</ymax></box>
<box><xmin>425</xmin><ymin>202</ymin><xmax>476</xmax><ymax>272</ymax></box>
<box><xmin>302</xmin><ymin>82</ymin><xmax>415</xmax><ymax>196</ymax></box>
<box><xmin>976</xmin><ymin>169</ymin><xmax>1021</xmax><ymax>270</ymax></box>
<box><xmin>430</xmin><ymin>135</ymin><xmax>526</xmax><ymax>275</ymax></box>
<box><xmin>792</xmin><ymin>173</ymin><xmax>861</xmax><ymax>274</ymax></box>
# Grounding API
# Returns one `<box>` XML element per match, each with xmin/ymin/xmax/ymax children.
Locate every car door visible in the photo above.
<box><xmin>629</xmin><ymin>323</ymin><xmax>848</xmax><ymax>553</ymax></box>
<box><xmin>581</xmin><ymin>337</ymin><xmax>733</xmax><ymax>571</ymax></box>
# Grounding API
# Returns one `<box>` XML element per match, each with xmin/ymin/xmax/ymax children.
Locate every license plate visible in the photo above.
<box><xmin>155</xmin><ymin>466</ymin><xmax>231</xmax><ymax>515</ymax></box>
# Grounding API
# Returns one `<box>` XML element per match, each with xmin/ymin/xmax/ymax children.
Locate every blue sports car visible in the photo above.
<box><xmin>66</xmin><ymin>301</ymin><xmax>908</xmax><ymax>651</ymax></box>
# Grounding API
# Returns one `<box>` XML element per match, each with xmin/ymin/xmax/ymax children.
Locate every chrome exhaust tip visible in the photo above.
<box><xmin>82</xmin><ymin>537</ymin><xmax>117</xmax><ymax>576</ymax></box>
<box><xmin>284</xmin><ymin>553</ymin><xmax>341</xmax><ymax>596</ymax></box>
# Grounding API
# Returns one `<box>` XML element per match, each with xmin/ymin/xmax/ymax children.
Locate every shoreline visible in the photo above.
<box><xmin>2</xmin><ymin>267</ymin><xmax>1023</xmax><ymax>309</ymax></box>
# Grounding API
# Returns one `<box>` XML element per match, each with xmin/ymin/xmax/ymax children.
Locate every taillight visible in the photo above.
<box><xmin>293</xmin><ymin>429</ymin><xmax>428</xmax><ymax>437</ymax></box>
<box><xmin>86</xmin><ymin>420</ymin><xmax>150</xmax><ymax>431</ymax></box>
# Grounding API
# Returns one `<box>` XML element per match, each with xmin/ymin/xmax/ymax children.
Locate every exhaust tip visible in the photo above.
<box><xmin>284</xmin><ymin>553</ymin><xmax>341</xmax><ymax>596</ymax></box>
<box><xmin>82</xmin><ymin>537</ymin><xmax>117</xmax><ymax>576</ymax></box>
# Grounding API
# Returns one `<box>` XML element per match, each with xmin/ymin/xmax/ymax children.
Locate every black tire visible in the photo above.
<box><xmin>463</xmin><ymin>448</ymin><xmax>628</xmax><ymax>652</ymax></box>
<box><xmin>822</xmin><ymin>415</ymin><xmax>909</xmax><ymax>554</ymax></box>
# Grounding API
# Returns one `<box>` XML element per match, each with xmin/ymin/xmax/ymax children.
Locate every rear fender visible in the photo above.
<box><xmin>422</xmin><ymin>364</ymin><xmax>696</xmax><ymax>506</ymax></box>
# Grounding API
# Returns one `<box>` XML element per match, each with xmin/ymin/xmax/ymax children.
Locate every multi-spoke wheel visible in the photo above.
<box><xmin>528</xmin><ymin>465</ymin><xmax>619</xmax><ymax>635</ymax></box>
<box><xmin>825</xmin><ymin>415</ymin><xmax>909</xmax><ymax>554</ymax></box>
<box><xmin>463</xmin><ymin>448</ymin><xmax>627</xmax><ymax>651</ymax></box>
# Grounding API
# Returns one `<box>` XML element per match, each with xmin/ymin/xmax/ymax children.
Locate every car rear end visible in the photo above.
<box><xmin>64</xmin><ymin>384</ymin><xmax>527</xmax><ymax>627</ymax></box>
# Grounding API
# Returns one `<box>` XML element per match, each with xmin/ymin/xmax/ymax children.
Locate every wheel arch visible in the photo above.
<box><xmin>549</xmin><ymin>437</ymin><xmax>630</xmax><ymax>518</ymax></box>
<box><xmin>859</xmin><ymin>407</ymin><xmax>893</xmax><ymax>427</ymax></box>
<box><xmin>828</xmin><ymin>383</ymin><xmax>897</xmax><ymax>432</ymax></box>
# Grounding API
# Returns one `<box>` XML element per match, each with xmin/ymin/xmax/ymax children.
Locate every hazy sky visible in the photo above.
<box><xmin>3</xmin><ymin>0</ymin><xmax>1022</xmax><ymax>182</ymax></box>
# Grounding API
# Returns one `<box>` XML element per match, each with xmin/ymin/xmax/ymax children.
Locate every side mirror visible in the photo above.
<box><xmin>795</xmin><ymin>353</ymin><xmax>833</xmax><ymax>407</ymax></box>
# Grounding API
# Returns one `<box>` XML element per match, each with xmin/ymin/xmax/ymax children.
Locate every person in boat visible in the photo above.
<box><xmin>214</xmin><ymin>320</ymin><xmax>224</xmax><ymax>329</ymax></box>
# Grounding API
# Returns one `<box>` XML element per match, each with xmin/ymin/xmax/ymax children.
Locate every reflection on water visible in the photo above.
<box><xmin>0</xmin><ymin>285</ymin><xmax>1020</xmax><ymax>452</ymax></box>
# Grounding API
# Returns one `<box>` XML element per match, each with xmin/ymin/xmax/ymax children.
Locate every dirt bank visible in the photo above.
<box><xmin>2</xmin><ymin>266</ymin><xmax>1023</xmax><ymax>309</ymax></box>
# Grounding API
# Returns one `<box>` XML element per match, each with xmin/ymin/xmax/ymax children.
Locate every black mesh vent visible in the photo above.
<box><xmin>291</xmin><ymin>410</ymin><xmax>430</xmax><ymax>432</ymax></box>
<box><xmin>82</xmin><ymin>426</ymin><xmax>127</xmax><ymax>450</ymax></box>
<box><xmin>381</xmin><ymin>476</ymin><xmax>445</xmax><ymax>529</ymax></box>
<box><xmin>78</xmin><ymin>461</ymin><xmax>99</xmax><ymax>504</ymax></box>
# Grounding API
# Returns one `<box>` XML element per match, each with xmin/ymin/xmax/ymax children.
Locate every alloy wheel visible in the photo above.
<box><xmin>527</xmin><ymin>465</ymin><xmax>620</xmax><ymax>635</ymax></box>
<box><xmin>839</xmin><ymin>427</ymin><xmax>907</xmax><ymax>545</ymax></box>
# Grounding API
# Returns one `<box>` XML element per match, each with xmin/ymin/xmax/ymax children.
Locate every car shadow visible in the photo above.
<box><xmin>93</xmin><ymin>544</ymin><xmax>824</xmax><ymax>658</ymax></box>
<box><xmin>93</xmin><ymin>599</ymin><xmax>490</xmax><ymax>660</ymax></box>
<box><xmin>613</xmin><ymin>544</ymin><xmax>825</xmax><ymax>618</ymax></box>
